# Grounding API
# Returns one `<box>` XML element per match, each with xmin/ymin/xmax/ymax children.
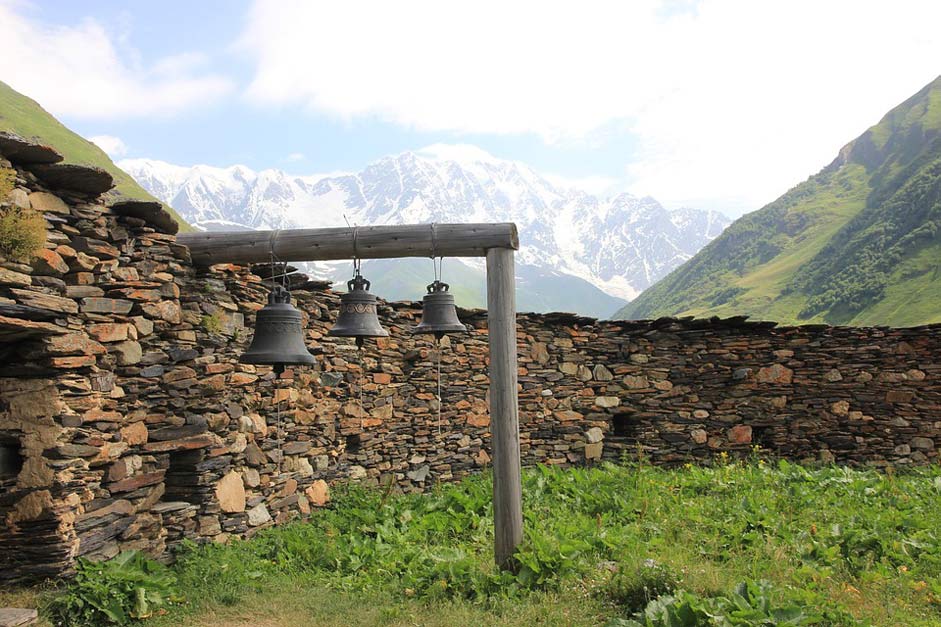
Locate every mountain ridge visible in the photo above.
<box><xmin>121</xmin><ymin>147</ymin><xmax>729</xmax><ymax>312</ymax></box>
<box><xmin>617</xmin><ymin>75</ymin><xmax>941</xmax><ymax>326</ymax></box>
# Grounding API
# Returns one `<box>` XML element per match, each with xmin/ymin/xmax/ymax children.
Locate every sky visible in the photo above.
<box><xmin>1</xmin><ymin>0</ymin><xmax>940</xmax><ymax>218</ymax></box>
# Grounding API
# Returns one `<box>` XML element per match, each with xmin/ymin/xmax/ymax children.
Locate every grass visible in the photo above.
<box><xmin>200</xmin><ymin>310</ymin><xmax>228</xmax><ymax>335</ymax></box>
<box><xmin>16</xmin><ymin>458</ymin><xmax>941</xmax><ymax>626</ymax></box>
<box><xmin>0</xmin><ymin>166</ymin><xmax>14</xmax><ymax>200</ymax></box>
<box><xmin>851</xmin><ymin>241</ymin><xmax>941</xmax><ymax>327</ymax></box>
<box><xmin>0</xmin><ymin>80</ymin><xmax>190</xmax><ymax>232</ymax></box>
<box><xmin>1</xmin><ymin>581</ymin><xmax>606</xmax><ymax>627</ymax></box>
<box><xmin>149</xmin><ymin>579</ymin><xmax>605</xmax><ymax>627</ymax></box>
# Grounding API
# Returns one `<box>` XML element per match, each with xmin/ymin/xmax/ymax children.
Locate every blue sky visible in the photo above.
<box><xmin>10</xmin><ymin>0</ymin><xmax>641</xmax><ymax>184</ymax></box>
<box><xmin>2</xmin><ymin>0</ymin><xmax>941</xmax><ymax>217</ymax></box>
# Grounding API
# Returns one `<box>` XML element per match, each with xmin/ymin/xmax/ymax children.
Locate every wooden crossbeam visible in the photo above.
<box><xmin>178</xmin><ymin>223</ymin><xmax>519</xmax><ymax>265</ymax></box>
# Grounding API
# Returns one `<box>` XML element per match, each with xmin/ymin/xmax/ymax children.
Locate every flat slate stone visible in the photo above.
<box><xmin>0</xmin><ymin>131</ymin><xmax>62</xmax><ymax>165</ymax></box>
<box><xmin>9</xmin><ymin>288</ymin><xmax>78</xmax><ymax>314</ymax></box>
<box><xmin>152</xmin><ymin>501</ymin><xmax>196</xmax><ymax>514</ymax></box>
<box><xmin>0</xmin><ymin>303</ymin><xmax>60</xmax><ymax>321</ymax></box>
<box><xmin>0</xmin><ymin>607</ymin><xmax>38</xmax><ymax>627</ymax></box>
<box><xmin>81</xmin><ymin>297</ymin><xmax>134</xmax><ymax>315</ymax></box>
<box><xmin>28</xmin><ymin>163</ymin><xmax>113</xmax><ymax>195</ymax></box>
<box><xmin>109</xmin><ymin>200</ymin><xmax>180</xmax><ymax>235</ymax></box>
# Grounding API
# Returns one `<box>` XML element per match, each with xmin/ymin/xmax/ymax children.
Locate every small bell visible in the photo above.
<box><xmin>241</xmin><ymin>285</ymin><xmax>315</xmax><ymax>366</ymax></box>
<box><xmin>328</xmin><ymin>271</ymin><xmax>389</xmax><ymax>345</ymax></box>
<box><xmin>412</xmin><ymin>280</ymin><xmax>467</xmax><ymax>338</ymax></box>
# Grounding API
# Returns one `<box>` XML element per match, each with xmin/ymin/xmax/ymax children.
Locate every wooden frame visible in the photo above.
<box><xmin>179</xmin><ymin>223</ymin><xmax>524</xmax><ymax>569</ymax></box>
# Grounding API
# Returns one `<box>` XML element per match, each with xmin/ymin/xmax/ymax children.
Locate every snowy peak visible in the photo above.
<box><xmin>416</xmin><ymin>143</ymin><xmax>504</xmax><ymax>165</ymax></box>
<box><xmin>121</xmin><ymin>145</ymin><xmax>731</xmax><ymax>303</ymax></box>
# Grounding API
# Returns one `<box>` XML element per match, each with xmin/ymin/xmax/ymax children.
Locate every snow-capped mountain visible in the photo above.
<box><xmin>120</xmin><ymin>145</ymin><xmax>729</xmax><ymax>306</ymax></box>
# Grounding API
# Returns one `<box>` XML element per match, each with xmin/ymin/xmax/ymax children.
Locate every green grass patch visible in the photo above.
<box><xmin>28</xmin><ymin>460</ymin><xmax>941</xmax><ymax>626</ymax></box>
<box><xmin>200</xmin><ymin>310</ymin><xmax>227</xmax><ymax>335</ymax></box>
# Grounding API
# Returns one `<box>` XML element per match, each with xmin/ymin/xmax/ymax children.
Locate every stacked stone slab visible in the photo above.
<box><xmin>1</xmin><ymin>136</ymin><xmax>940</xmax><ymax>583</ymax></box>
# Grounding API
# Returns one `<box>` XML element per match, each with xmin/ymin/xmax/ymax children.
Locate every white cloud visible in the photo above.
<box><xmin>285</xmin><ymin>152</ymin><xmax>305</xmax><ymax>162</ymax></box>
<box><xmin>417</xmin><ymin>143</ymin><xmax>502</xmax><ymax>165</ymax></box>
<box><xmin>88</xmin><ymin>134</ymin><xmax>127</xmax><ymax>157</ymax></box>
<box><xmin>240</xmin><ymin>0</ymin><xmax>941</xmax><ymax>212</ymax></box>
<box><xmin>0</xmin><ymin>2</ymin><xmax>234</xmax><ymax>120</ymax></box>
<box><xmin>416</xmin><ymin>143</ymin><xmax>620</xmax><ymax>194</ymax></box>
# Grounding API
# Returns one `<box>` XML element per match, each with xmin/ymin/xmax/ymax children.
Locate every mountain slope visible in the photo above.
<box><xmin>617</xmin><ymin>75</ymin><xmax>941</xmax><ymax>326</ymax></box>
<box><xmin>0</xmin><ymin>80</ymin><xmax>189</xmax><ymax>230</ymax></box>
<box><xmin>121</xmin><ymin>146</ymin><xmax>728</xmax><ymax>316</ymax></box>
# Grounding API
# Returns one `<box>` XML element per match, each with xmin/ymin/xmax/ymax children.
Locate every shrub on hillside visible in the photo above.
<box><xmin>0</xmin><ymin>206</ymin><xmax>46</xmax><ymax>261</ymax></box>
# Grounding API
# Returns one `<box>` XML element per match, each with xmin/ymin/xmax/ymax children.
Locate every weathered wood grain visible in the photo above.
<box><xmin>486</xmin><ymin>247</ymin><xmax>524</xmax><ymax>570</ymax></box>
<box><xmin>178</xmin><ymin>223</ymin><xmax>519</xmax><ymax>265</ymax></box>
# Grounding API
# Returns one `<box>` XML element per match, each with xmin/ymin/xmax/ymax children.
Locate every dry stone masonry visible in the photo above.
<box><xmin>1</xmin><ymin>134</ymin><xmax>939</xmax><ymax>582</ymax></box>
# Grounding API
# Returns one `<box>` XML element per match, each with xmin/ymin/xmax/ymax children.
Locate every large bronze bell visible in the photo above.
<box><xmin>240</xmin><ymin>285</ymin><xmax>316</xmax><ymax>366</ymax></box>
<box><xmin>328</xmin><ymin>272</ymin><xmax>389</xmax><ymax>344</ymax></box>
<box><xmin>412</xmin><ymin>280</ymin><xmax>467</xmax><ymax>338</ymax></box>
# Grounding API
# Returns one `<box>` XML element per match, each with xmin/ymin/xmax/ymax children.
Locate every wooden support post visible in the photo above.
<box><xmin>486</xmin><ymin>247</ymin><xmax>523</xmax><ymax>570</ymax></box>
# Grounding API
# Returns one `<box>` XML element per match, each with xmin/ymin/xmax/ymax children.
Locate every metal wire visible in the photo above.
<box><xmin>436</xmin><ymin>337</ymin><xmax>442</xmax><ymax>435</ymax></box>
<box><xmin>428</xmin><ymin>256</ymin><xmax>447</xmax><ymax>285</ymax></box>
<box><xmin>429</xmin><ymin>225</ymin><xmax>444</xmax><ymax>437</ymax></box>
<box><xmin>430</xmin><ymin>223</ymin><xmax>443</xmax><ymax>282</ymax></box>
<box><xmin>359</xmin><ymin>344</ymin><xmax>365</xmax><ymax>413</ymax></box>
<box><xmin>345</xmin><ymin>215</ymin><xmax>361</xmax><ymax>276</ymax></box>
<box><xmin>268</xmin><ymin>239</ymin><xmax>287</xmax><ymax>475</ymax></box>
<box><xmin>275</xmin><ymin>365</ymin><xmax>284</xmax><ymax>474</ymax></box>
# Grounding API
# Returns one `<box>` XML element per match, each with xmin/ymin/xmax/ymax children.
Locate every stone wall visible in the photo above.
<box><xmin>1</xmin><ymin>134</ymin><xmax>940</xmax><ymax>582</ymax></box>
<box><xmin>0</xmin><ymin>135</ymin><xmax>194</xmax><ymax>581</ymax></box>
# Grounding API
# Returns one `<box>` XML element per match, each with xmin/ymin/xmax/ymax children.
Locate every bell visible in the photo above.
<box><xmin>328</xmin><ymin>272</ymin><xmax>389</xmax><ymax>343</ymax></box>
<box><xmin>240</xmin><ymin>285</ymin><xmax>316</xmax><ymax>366</ymax></box>
<box><xmin>412</xmin><ymin>280</ymin><xmax>467</xmax><ymax>338</ymax></box>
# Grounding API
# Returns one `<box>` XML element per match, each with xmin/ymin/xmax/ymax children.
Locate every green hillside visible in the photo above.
<box><xmin>0</xmin><ymin>80</ymin><xmax>190</xmax><ymax>231</ymax></box>
<box><xmin>617</xmin><ymin>75</ymin><xmax>941</xmax><ymax>326</ymax></box>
